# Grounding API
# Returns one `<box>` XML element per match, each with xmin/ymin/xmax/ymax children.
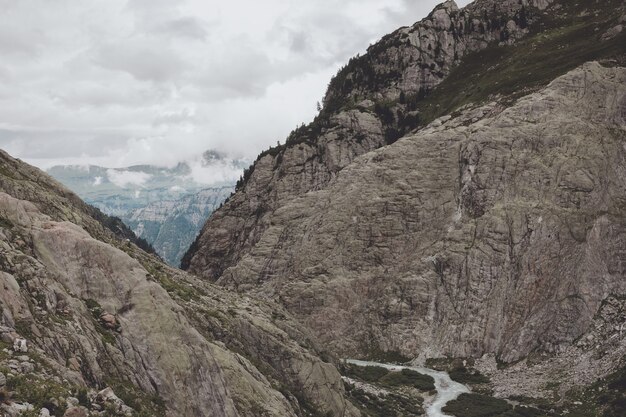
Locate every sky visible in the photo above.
<box><xmin>0</xmin><ymin>0</ymin><xmax>471</xmax><ymax>170</ymax></box>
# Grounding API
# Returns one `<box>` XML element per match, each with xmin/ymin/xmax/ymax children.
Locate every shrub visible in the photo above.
<box><xmin>449</xmin><ymin>367</ymin><xmax>491</xmax><ymax>384</ymax></box>
<box><xmin>442</xmin><ymin>393</ymin><xmax>511</xmax><ymax>417</ymax></box>
<box><xmin>343</xmin><ymin>364</ymin><xmax>389</xmax><ymax>382</ymax></box>
<box><xmin>379</xmin><ymin>368</ymin><xmax>435</xmax><ymax>391</ymax></box>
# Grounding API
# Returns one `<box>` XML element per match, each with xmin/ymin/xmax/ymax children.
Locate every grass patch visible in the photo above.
<box><xmin>84</xmin><ymin>299</ymin><xmax>117</xmax><ymax>345</ymax></box>
<box><xmin>7</xmin><ymin>374</ymin><xmax>70</xmax><ymax>417</ymax></box>
<box><xmin>379</xmin><ymin>369</ymin><xmax>435</xmax><ymax>391</ymax></box>
<box><xmin>443</xmin><ymin>393</ymin><xmax>555</xmax><ymax>417</ymax></box>
<box><xmin>142</xmin><ymin>261</ymin><xmax>201</xmax><ymax>302</ymax></box>
<box><xmin>443</xmin><ymin>393</ymin><xmax>512</xmax><ymax>417</ymax></box>
<box><xmin>561</xmin><ymin>363</ymin><xmax>626</xmax><ymax>417</ymax></box>
<box><xmin>414</xmin><ymin>0</ymin><xmax>625</xmax><ymax>126</ymax></box>
<box><xmin>104</xmin><ymin>377</ymin><xmax>166</xmax><ymax>417</ymax></box>
<box><xmin>366</xmin><ymin>348</ymin><xmax>411</xmax><ymax>364</ymax></box>
<box><xmin>449</xmin><ymin>367</ymin><xmax>491</xmax><ymax>384</ymax></box>
<box><xmin>342</xmin><ymin>363</ymin><xmax>435</xmax><ymax>391</ymax></box>
<box><xmin>345</xmin><ymin>385</ymin><xmax>424</xmax><ymax>417</ymax></box>
<box><xmin>343</xmin><ymin>364</ymin><xmax>390</xmax><ymax>382</ymax></box>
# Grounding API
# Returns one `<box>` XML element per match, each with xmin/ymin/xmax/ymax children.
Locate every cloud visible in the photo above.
<box><xmin>157</xmin><ymin>17</ymin><xmax>210</xmax><ymax>40</ymax></box>
<box><xmin>93</xmin><ymin>41</ymin><xmax>186</xmax><ymax>83</ymax></box>
<box><xmin>106</xmin><ymin>169</ymin><xmax>152</xmax><ymax>188</ymax></box>
<box><xmin>185</xmin><ymin>155</ymin><xmax>246</xmax><ymax>186</ymax></box>
<box><xmin>0</xmin><ymin>0</ymin><xmax>473</xmax><ymax>173</ymax></box>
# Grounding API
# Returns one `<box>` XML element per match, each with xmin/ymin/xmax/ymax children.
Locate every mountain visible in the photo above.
<box><xmin>0</xmin><ymin>149</ymin><xmax>357</xmax><ymax>416</ymax></box>
<box><xmin>183</xmin><ymin>0</ymin><xmax>626</xmax><ymax>414</ymax></box>
<box><xmin>121</xmin><ymin>187</ymin><xmax>234</xmax><ymax>267</ymax></box>
<box><xmin>47</xmin><ymin>151</ymin><xmax>244</xmax><ymax>265</ymax></box>
<box><xmin>46</xmin><ymin>151</ymin><xmax>244</xmax><ymax>217</ymax></box>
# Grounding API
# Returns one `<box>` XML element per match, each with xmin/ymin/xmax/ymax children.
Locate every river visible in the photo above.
<box><xmin>345</xmin><ymin>359</ymin><xmax>470</xmax><ymax>417</ymax></box>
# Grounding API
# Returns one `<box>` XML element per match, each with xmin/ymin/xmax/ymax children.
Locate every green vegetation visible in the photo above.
<box><xmin>105</xmin><ymin>377</ymin><xmax>166</xmax><ymax>417</ymax></box>
<box><xmin>13</xmin><ymin>319</ymin><xmax>34</xmax><ymax>340</ymax></box>
<box><xmin>443</xmin><ymin>393</ymin><xmax>550</xmax><ymax>417</ymax></box>
<box><xmin>141</xmin><ymin>261</ymin><xmax>202</xmax><ymax>302</ymax></box>
<box><xmin>379</xmin><ymin>368</ymin><xmax>435</xmax><ymax>391</ymax></box>
<box><xmin>342</xmin><ymin>363</ymin><xmax>435</xmax><ymax>391</ymax></box>
<box><xmin>343</xmin><ymin>364</ymin><xmax>390</xmax><ymax>383</ymax></box>
<box><xmin>345</xmin><ymin>385</ymin><xmax>424</xmax><ymax>417</ymax></box>
<box><xmin>0</xmin><ymin>215</ymin><xmax>13</xmax><ymax>229</ymax></box>
<box><xmin>84</xmin><ymin>298</ymin><xmax>117</xmax><ymax>345</ymax></box>
<box><xmin>7</xmin><ymin>374</ymin><xmax>70</xmax><ymax>417</ymax></box>
<box><xmin>414</xmin><ymin>0</ymin><xmax>625</xmax><ymax>126</ymax></box>
<box><xmin>559</xmin><ymin>364</ymin><xmax>626</xmax><ymax>417</ymax></box>
<box><xmin>449</xmin><ymin>367</ymin><xmax>491</xmax><ymax>385</ymax></box>
<box><xmin>367</xmin><ymin>348</ymin><xmax>411</xmax><ymax>364</ymax></box>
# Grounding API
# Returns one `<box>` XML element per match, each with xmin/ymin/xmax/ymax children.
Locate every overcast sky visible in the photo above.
<box><xmin>0</xmin><ymin>0</ymin><xmax>471</xmax><ymax>169</ymax></box>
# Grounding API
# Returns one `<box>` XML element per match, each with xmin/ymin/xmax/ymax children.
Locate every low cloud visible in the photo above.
<box><xmin>107</xmin><ymin>169</ymin><xmax>152</xmax><ymax>188</ymax></box>
<box><xmin>185</xmin><ymin>156</ymin><xmax>246</xmax><ymax>186</ymax></box>
<box><xmin>0</xmin><ymin>0</ymin><xmax>472</xmax><ymax>172</ymax></box>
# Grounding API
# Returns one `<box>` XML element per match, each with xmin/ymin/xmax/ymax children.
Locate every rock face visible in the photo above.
<box><xmin>122</xmin><ymin>187</ymin><xmax>233</xmax><ymax>266</ymax></box>
<box><xmin>190</xmin><ymin>62</ymin><xmax>626</xmax><ymax>364</ymax></box>
<box><xmin>180</xmin><ymin>0</ymin><xmax>547</xmax><ymax>276</ymax></box>
<box><xmin>0</xmin><ymin>149</ymin><xmax>358</xmax><ymax>416</ymax></box>
<box><xmin>184</xmin><ymin>0</ymin><xmax>626</xmax><ymax>369</ymax></box>
<box><xmin>183</xmin><ymin>0</ymin><xmax>625</xmax><ymax>279</ymax></box>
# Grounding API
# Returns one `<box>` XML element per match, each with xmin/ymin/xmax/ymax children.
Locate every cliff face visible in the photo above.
<box><xmin>182</xmin><ymin>0</ymin><xmax>624</xmax><ymax>279</ymax></box>
<box><xmin>0</xmin><ymin>150</ymin><xmax>357</xmax><ymax>417</ymax></box>
<box><xmin>180</xmin><ymin>0</ymin><xmax>552</xmax><ymax>276</ymax></box>
<box><xmin>193</xmin><ymin>62</ymin><xmax>626</xmax><ymax>363</ymax></box>
<box><xmin>122</xmin><ymin>187</ymin><xmax>233</xmax><ymax>266</ymax></box>
<box><xmin>184</xmin><ymin>0</ymin><xmax>626</xmax><ymax>366</ymax></box>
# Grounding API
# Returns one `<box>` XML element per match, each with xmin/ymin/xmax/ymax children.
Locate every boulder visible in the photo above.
<box><xmin>63</xmin><ymin>407</ymin><xmax>87</xmax><ymax>417</ymax></box>
<box><xmin>13</xmin><ymin>338</ymin><xmax>27</xmax><ymax>353</ymax></box>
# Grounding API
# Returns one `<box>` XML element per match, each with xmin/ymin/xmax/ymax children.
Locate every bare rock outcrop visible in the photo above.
<box><xmin>0</xmin><ymin>151</ymin><xmax>358</xmax><ymax>416</ymax></box>
<box><xmin>192</xmin><ymin>62</ymin><xmax>626</xmax><ymax>368</ymax></box>
<box><xmin>181</xmin><ymin>0</ymin><xmax>548</xmax><ymax>278</ymax></box>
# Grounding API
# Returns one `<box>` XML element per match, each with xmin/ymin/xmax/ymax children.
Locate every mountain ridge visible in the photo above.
<box><xmin>0</xmin><ymin>148</ymin><xmax>359</xmax><ymax>416</ymax></box>
<box><xmin>181</xmin><ymin>0</ymin><xmax>626</xmax><ymax>412</ymax></box>
<box><xmin>182</xmin><ymin>0</ymin><xmax>625</xmax><ymax>275</ymax></box>
<box><xmin>47</xmin><ymin>151</ymin><xmax>244</xmax><ymax>265</ymax></box>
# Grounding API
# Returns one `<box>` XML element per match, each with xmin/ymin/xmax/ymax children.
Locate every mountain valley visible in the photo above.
<box><xmin>1</xmin><ymin>0</ymin><xmax>625</xmax><ymax>416</ymax></box>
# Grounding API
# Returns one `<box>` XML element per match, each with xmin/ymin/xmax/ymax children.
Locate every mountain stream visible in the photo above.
<box><xmin>345</xmin><ymin>359</ymin><xmax>470</xmax><ymax>417</ymax></box>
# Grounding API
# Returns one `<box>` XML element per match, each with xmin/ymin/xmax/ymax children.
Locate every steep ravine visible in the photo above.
<box><xmin>0</xmin><ymin>149</ymin><xmax>359</xmax><ymax>416</ymax></box>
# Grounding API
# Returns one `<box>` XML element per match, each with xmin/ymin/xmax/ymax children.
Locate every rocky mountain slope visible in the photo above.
<box><xmin>0</xmin><ymin>149</ymin><xmax>358</xmax><ymax>416</ymax></box>
<box><xmin>121</xmin><ymin>187</ymin><xmax>233</xmax><ymax>267</ymax></box>
<box><xmin>183</xmin><ymin>0</ymin><xmax>626</xmax><ymax>411</ymax></box>
<box><xmin>182</xmin><ymin>0</ymin><xmax>625</xmax><ymax>276</ymax></box>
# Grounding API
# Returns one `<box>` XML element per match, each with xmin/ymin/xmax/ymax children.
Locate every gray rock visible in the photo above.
<box><xmin>190</xmin><ymin>62</ymin><xmax>626</xmax><ymax>365</ymax></box>
<box><xmin>0</xmin><ymin>149</ymin><xmax>359</xmax><ymax>417</ymax></box>
<box><xmin>20</xmin><ymin>361</ymin><xmax>34</xmax><ymax>374</ymax></box>
<box><xmin>12</xmin><ymin>338</ymin><xmax>27</xmax><ymax>353</ymax></box>
<box><xmin>63</xmin><ymin>407</ymin><xmax>87</xmax><ymax>417</ymax></box>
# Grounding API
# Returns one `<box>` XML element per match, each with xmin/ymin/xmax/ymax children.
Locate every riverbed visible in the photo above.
<box><xmin>345</xmin><ymin>359</ymin><xmax>470</xmax><ymax>417</ymax></box>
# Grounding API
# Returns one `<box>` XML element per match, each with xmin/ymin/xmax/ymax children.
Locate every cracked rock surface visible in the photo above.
<box><xmin>191</xmin><ymin>62</ymin><xmax>626</xmax><ymax>368</ymax></box>
<box><xmin>0</xmin><ymin>149</ymin><xmax>358</xmax><ymax>416</ymax></box>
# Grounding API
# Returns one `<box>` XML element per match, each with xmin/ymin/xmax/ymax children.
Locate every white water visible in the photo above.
<box><xmin>346</xmin><ymin>359</ymin><xmax>470</xmax><ymax>417</ymax></box>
